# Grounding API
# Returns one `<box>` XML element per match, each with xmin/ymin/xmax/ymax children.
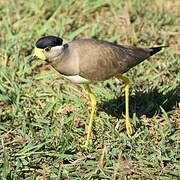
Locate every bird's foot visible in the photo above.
<box><xmin>126</xmin><ymin>119</ymin><xmax>133</xmax><ymax>137</ymax></box>
<box><xmin>80</xmin><ymin>140</ymin><xmax>90</xmax><ymax>149</ymax></box>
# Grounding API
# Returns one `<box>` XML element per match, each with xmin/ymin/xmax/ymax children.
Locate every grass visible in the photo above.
<box><xmin>0</xmin><ymin>0</ymin><xmax>179</xmax><ymax>179</ymax></box>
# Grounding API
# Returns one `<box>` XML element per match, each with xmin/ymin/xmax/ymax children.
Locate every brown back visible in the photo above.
<box><xmin>69</xmin><ymin>39</ymin><xmax>160</xmax><ymax>81</ymax></box>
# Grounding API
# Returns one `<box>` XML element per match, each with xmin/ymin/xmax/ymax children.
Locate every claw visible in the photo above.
<box><xmin>80</xmin><ymin>141</ymin><xmax>89</xmax><ymax>149</ymax></box>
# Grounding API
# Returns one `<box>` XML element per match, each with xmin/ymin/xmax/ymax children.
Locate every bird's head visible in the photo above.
<box><xmin>28</xmin><ymin>36</ymin><xmax>66</xmax><ymax>64</ymax></box>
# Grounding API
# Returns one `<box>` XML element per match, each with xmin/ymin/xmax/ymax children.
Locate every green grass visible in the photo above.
<box><xmin>0</xmin><ymin>0</ymin><xmax>179</xmax><ymax>179</ymax></box>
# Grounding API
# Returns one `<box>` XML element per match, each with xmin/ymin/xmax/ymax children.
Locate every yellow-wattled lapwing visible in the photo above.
<box><xmin>28</xmin><ymin>36</ymin><xmax>166</xmax><ymax>147</ymax></box>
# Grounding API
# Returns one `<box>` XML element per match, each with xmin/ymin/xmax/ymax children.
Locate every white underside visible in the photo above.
<box><xmin>61</xmin><ymin>74</ymin><xmax>89</xmax><ymax>84</ymax></box>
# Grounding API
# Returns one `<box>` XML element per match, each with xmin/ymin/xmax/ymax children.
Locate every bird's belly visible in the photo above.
<box><xmin>61</xmin><ymin>74</ymin><xmax>89</xmax><ymax>84</ymax></box>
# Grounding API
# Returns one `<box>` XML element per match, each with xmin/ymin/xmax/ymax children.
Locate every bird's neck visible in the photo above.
<box><xmin>50</xmin><ymin>47</ymin><xmax>79</xmax><ymax>76</ymax></box>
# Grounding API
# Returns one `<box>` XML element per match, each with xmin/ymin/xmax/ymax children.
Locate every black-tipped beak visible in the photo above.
<box><xmin>27</xmin><ymin>55</ymin><xmax>38</xmax><ymax>64</ymax></box>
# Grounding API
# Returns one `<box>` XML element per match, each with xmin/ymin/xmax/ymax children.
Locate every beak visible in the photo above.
<box><xmin>27</xmin><ymin>55</ymin><xmax>38</xmax><ymax>65</ymax></box>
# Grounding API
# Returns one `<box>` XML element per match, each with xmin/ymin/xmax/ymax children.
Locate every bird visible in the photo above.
<box><xmin>28</xmin><ymin>35</ymin><xmax>166</xmax><ymax>147</ymax></box>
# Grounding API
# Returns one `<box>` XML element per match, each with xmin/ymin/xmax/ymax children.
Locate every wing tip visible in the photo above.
<box><xmin>149</xmin><ymin>45</ymin><xmax>168</xmax><ymax>56</ymax></box>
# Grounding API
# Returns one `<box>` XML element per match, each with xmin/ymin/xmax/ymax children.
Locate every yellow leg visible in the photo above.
<box><xmin>83</xmin><ymin>84</ymin><xmax>96</xmax><ymax>147</ymax></box>
<box><xmin>116</xmin><ymin>75</ymin><xmax>133</xmax><ymax>137</ymax></box>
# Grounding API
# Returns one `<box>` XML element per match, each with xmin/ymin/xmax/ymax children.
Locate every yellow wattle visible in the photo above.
<box><xmin>34</xmin><ymin>47</ymin><xmax>46</xmax><ymax>60</ymax></box>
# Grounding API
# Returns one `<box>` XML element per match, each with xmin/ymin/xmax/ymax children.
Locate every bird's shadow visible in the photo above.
<box><xmin>99</xmin><ymin>86</ymin><xmax>179</xmax><ymax>119</ymax></box>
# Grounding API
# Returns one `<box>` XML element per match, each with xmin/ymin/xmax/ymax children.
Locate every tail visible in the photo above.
<box><xmin>120</xmin><ymin>45</ymin><xmax>168</xmax><ymax>74</ymax></box>
<box><xmin>149</xmin><ymin>45</ymin><xmax>168</xmax><ymax>56</ymax></box>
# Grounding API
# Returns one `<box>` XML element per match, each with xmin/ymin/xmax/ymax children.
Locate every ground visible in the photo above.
<box><xmin>0</xmin><ymin>0</ymin><xmax>179</xmax><ymax>179</ymax></box>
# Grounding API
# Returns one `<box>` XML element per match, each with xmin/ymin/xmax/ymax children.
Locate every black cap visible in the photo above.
<box><xmin>35</xmin><ymin>36</ymin><xmax>63</xmax><ymax>49</ymax></box>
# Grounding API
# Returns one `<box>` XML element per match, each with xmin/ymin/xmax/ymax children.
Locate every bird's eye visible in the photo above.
<box><xmin>45</xmin><ymin>47</ymin><xmax>51</xmax><ymax>52</ymax></box>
